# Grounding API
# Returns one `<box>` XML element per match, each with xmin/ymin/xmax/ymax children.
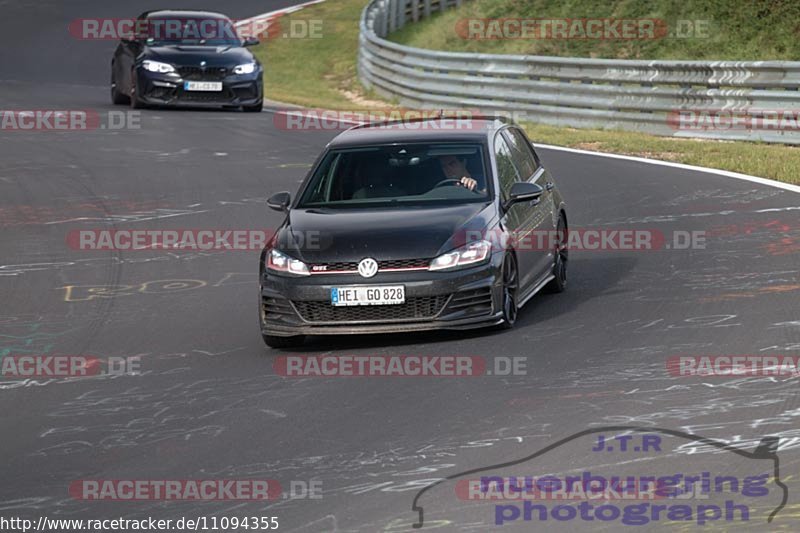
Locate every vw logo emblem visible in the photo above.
<box><xmin>200</xmin><ymin>61</ymin><xmax>207</xmax><ymax>67</ymax></box>
<box><xmin>358</xmin><ymin>258</ymin><xmax>378</xmax><ymax>278</ymax></box>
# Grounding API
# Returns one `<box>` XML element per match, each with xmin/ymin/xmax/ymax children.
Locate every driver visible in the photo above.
<box><xmin>437</xmin><ymin>155</ymin><xmax>482</xmax><ymax>192</ymax></box>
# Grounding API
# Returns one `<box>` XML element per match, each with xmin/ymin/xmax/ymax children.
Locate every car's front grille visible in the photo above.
<box><xmin>380</xmin><ymin>258</ymin><xmax>430</xmax><ymax>270</ymax></box>
<box><xmin>310</xmin><ymin>258</ymin><xmax>429</xmax><ymax>273</ymax></box>
<box><xmin>178</xmin><ymin>66</ymin><xmax>229</xmax><ymax>81</ymax></box>
<box><xmin>293</xmin><ymin>295</ymin><xmax>449</xmax><ymax>323</ymax></box>
<box><xmin>446</xmin><ymin>287</ymin><xmax>493</xmax><ymax>313</ymax></box>
<box><xmin>177</xmin><ymin>89</ymin><xmax>234</xmax><ymax>102</ymax></box>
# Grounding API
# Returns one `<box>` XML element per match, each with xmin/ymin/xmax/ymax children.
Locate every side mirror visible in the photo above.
<box><xmin>504</xmin><ymin>182</ymin><xmax>544</xmax><ymax>210</ymax></box>
<box><xmin>243</xmin><ymin>36</ymin><xmax>260</xmax><ymax>47</ymax></box>
<box><xmin>267</xmin><ymin>191</ymin><xmax>291</xmax><ymax>212</ymax></box>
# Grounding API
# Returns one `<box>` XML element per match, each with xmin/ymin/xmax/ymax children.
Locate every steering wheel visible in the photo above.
<box><xmin>433</xmin><ymin>178</ymin><xmax>462</xmax><ymax>189</ymax></box>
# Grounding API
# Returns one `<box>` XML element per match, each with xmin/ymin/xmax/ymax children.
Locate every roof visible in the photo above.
<box><xmin>328</xmin><ymin>117</ymin><xmax>510</xmax><ymax>149</ymax></box>
<box><xmin>140</xmin><ymin>10</ymin><xmax>230</xmax><ymax>20</ymax></box>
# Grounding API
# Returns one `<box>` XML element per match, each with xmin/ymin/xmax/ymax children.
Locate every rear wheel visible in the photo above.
<box><xmin>546</xmin><ymin>213</ymin><xmax>568</xmax><ymax>293</ymax></box>
<box><xmin>262</xmin><ymin>334</ymin><xmax>304</xmax><ymax>350</ymax></box>
<box><xmin>110</xmin><ymin>68</ymin><xmax>129</xmax><ymax>105</ymax></box>
<box><xmin>498</xmin><ymin>253</ymin><xmax>519</xmax><ymax>329</ymax></box>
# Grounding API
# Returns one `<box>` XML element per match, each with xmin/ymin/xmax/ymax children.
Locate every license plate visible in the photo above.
<box><xmin>183</xmin><ymin>81</ymin><xmax>223</xmax><ymax>92</ymax></box>
<box><xmin>331</xmin><ymin>286</ymin><xmax>405</xmax><ymax>306</ymax></box>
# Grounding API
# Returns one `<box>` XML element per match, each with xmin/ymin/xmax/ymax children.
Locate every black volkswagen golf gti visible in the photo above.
<box><xmin>259</xmin><ymin>117</ymin><xmax>567</xmax><ymax>348</ymax></box>
<box><xmin>111</xmin><ymin>10</ymin><xmax>263</xmax><ymax>111</ymax></box>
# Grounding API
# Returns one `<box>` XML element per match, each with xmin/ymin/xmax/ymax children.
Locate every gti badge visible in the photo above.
<box><xmin>358</xmin><ymin>258</ymin><xmax>378</xmax><ymax>278</ymax></box>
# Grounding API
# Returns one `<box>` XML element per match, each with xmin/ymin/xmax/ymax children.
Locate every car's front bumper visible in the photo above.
<box><xmin>260</xmin><ymin>253</ymin><xmax>505</xmax><ymax>337</ymax></box>
<box><xmin>135</xmin><ymin>68</ymin><xmax>262</xmax><ymax>107</ymax></box>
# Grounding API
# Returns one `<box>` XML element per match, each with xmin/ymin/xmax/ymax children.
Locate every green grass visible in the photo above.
<box><xmin>251</xmin><ymin>0</ymin><xmax>373</xmax><ymax>110</ymax></box>
<box><xmin>521</xmin><ymin>123</ymin><xmax>800</xmax><ymax>185</ymax></box>
<box><xmin>254</xmin><ymin>0</ymin><xmax>800</xmax><ymax>185</ymax></box>
<box><xmin>388</xmin><ymin>0</ymin><xmax>800</xmax><ymax>60</ymax></box>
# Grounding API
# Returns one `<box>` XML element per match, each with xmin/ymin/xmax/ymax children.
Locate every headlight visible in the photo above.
<box><xmin>429</xmin><ymin>240</ymin><xmax>492</xmax><ymax>271</ymax></box>
<box><xmin>234</xmin><ymin>62</ymin><xmax>257</xmax><ymax>74</ymax></box>
<box><xmin>267</xmin><ymin>249</ymin><xmax>310</xmax><ymax>276</ymax></box>
<box><xmin>142</xmin><ymin>60</ymin><xmax>175</xmax><ymax>73</ymax></box>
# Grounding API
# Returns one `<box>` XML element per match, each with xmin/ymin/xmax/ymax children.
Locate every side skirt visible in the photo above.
<box><xmin>517</xmin><ymin>273</ymin><xmax>555</xmax><ymax>309</ymax></box>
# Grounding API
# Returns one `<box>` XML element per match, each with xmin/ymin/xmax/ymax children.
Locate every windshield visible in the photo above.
<box><xmin>297</xmin><ymin>143</ymin><xmax>490</xmax><ymax>208</ymax></box>
<box><xmin>140</xmin><ymin>16</ymin><xmax>242</xmax><ymax>46</ymax></box>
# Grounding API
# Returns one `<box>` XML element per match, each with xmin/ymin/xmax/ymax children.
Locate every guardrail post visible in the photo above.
<box><xmin>396</xmin><ymin>0</ymin><xmax>406</xmax><ymax>29</ymax></box>
<box><xmin>379</xmin><ymin>0</ymin><xmax>389</xmax><ymax>37</ymax></box>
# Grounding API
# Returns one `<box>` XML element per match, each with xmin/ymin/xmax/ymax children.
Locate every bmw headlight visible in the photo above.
<box><xmin>234</xmin><ymin>62</ymin><xmax>257</xmax><ymax>75</ymax></box>
<box><xmin>429</xmin><ymin>240</ymin><xmax>492</xmax><ymax>271</ymax></box>
<box><xmin>267</xmin><ymin>249</ymin><xmax>310</xmax><ymax>276</ymax></box>
<box><xmin>142</xmin><ymin>60</ymin><xmax>175</xmax><ymax>73</ymax></box>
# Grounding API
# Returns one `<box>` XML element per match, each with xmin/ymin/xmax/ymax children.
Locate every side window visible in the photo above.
<box><xmin>503</xmin><ymin>128</ymin><xmax>540</xmax><ymax>180</ymax></box>
<box><xmin>494</xmin><ymin>135</ymin><xmax>519</xmax><ymax>200</ymax></box>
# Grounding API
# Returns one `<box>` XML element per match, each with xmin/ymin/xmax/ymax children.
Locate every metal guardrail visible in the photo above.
<box><xmin>358</xmin><ymin>0</ymin><xmax>800</xmax><ymax>144</ymax></box>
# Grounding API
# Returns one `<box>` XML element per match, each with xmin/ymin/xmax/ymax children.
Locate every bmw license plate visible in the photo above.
<box><xmin>184</xmin><ymin>81</ymin><xmax>223</xmax><ymax>92</ymax></box>
<box><xmin>331</xmin><ymin>286</ymin><xmax>405</xmax><ymax>306</ymax></box>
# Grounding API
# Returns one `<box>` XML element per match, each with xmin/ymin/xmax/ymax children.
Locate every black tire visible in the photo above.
<box><xmin>242</xmin><ymin>101</ymin><xmax>263</xmax><ymax>113</ymax></box>
<box><xmin>111</xmin><ymin>68</ymin><xmax>129</xmax><ymax>105</ymax></box>
<box><xmin>262</xmin><ymin>334</ymin><xmax>304</xmax><ymax>349</ymax></box>
<box><xmin>498</xmin><ymin>253</ymin><xmax>519</xmax><ymax>329</ymax></box>
<box><xmin>130</xmin><ymin>69</ymin><xmax>145</xmax><ymax>109</ymax></box>
<box><xmin>546</xmin><ymin>213</ymin><xmax>568</xmax><ymax>293</ymax></box>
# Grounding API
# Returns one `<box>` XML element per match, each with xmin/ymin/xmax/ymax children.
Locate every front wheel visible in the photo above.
<box><xmin>262</xmin><ymin>333</ymin><xmax>304</xmax><ymax>350</ymax></box>
<box><xmin>498</xmin><ymin>253</ymin><xmax>519</xmax><ymax>329</ymax></box>
<box><xmin>111</xmin><ymin>69</ymin><xmax>129</xmax><ymax>105</ymax></box>
<box><xmin>242</xmin><ymin>101</ymin><xmax>263</xmax><ymax>113</ymax></box>
<box><xmin>129</xmin><ymin>69</ymin><xmax>145</xmax><ymax>109</ymax></box>
<box><xmin>546</xmin><ymin>213</ymin><xmax>568</xmax><ymax>293</ymax></box>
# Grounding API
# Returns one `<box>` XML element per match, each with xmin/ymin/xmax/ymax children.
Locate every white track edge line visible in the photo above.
<box><xmin>534</xmin><ymin>143</ymin><xmax>800</xmax><ymax>194</ymax></box>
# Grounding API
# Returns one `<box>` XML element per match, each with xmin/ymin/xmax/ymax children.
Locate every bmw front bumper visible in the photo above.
<box><xmin>135</xmin><ymin>68</ymin><xmax>263</xmax><ymax>108</ymax></box>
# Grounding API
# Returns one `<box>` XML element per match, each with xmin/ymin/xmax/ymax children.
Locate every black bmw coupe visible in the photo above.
<box><xmin>259</xmin><ymin>117</ymin><xmax>568</xmax><ymax>348</ymax></box>
<box><xmin>111</xmin><ymin>10</ymin><xmax>263</xmax><ymax>111</ymax></box>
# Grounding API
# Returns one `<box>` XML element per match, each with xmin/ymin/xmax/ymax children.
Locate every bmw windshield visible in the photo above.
<box><xmin>140</xmin><ymin>17</ymin><xmax>242</xmax><ymax>46</ymax></box>
<box><xmin>297</xmin><ymin>143</ymin><xmax>491</xmax><ymax>208</ymax></box>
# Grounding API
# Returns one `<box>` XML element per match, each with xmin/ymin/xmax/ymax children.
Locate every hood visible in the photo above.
<box><xmin>144</xmin><ymin>45</ymin><xmax>254</xmax><ymax>67</ymax></box>
<box><xmin>276</xmin><ymin>203</ymin><xmax>497</xmax><ymax>263</ymax></box>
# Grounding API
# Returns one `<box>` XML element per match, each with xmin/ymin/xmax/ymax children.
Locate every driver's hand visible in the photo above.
<box><xmin>459</xmin><ymin>177</ymin><xmax>478</xmax><ymax>190</ymax></box>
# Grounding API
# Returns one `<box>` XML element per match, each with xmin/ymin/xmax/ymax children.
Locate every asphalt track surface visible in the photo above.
<box><xmin>1</xmin><ymin>1</ymin><xmax>800</xmax><ymax>532</ymax></box>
